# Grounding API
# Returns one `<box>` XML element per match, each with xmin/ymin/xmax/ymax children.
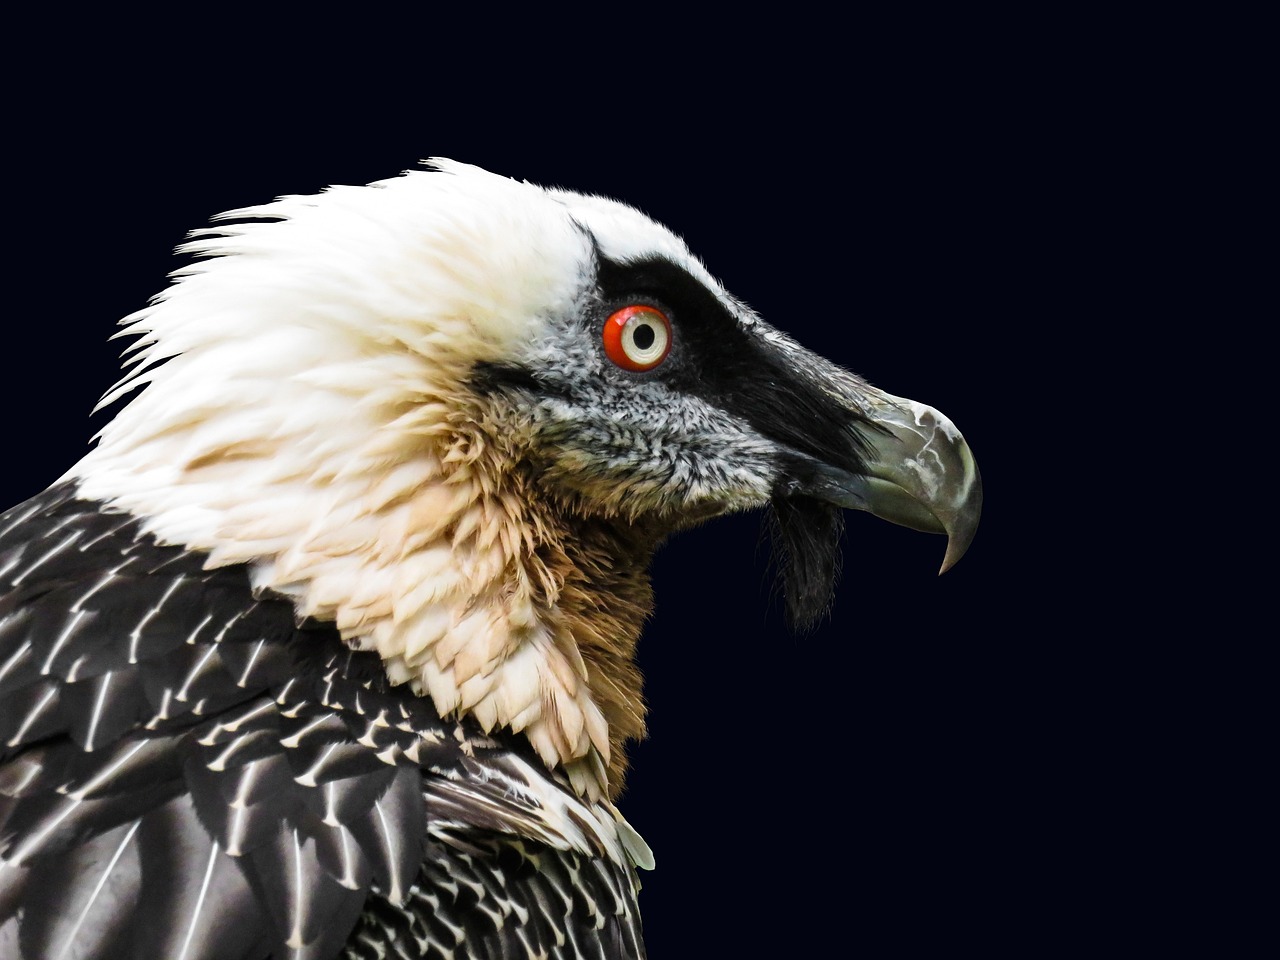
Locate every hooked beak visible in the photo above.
<box><xmin>803</xmin><ymin>389</ymin><xmax>982</xmax><ymax>574</ymax></box>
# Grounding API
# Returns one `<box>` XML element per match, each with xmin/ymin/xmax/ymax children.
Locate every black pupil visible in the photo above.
<box><xmin>632</xmin><ymin>323</ymin><xmax>656</xmax><ymax>350</ymax></box>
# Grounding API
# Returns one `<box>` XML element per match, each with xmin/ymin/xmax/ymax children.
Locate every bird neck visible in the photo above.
<box><xmin>253</xmin><ymin>450</ymin><xmax>654</xmax><ymax>802</ymax></box>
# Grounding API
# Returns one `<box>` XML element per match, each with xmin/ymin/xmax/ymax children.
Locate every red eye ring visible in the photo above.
<box><xmin>603</xmin><ymin>305</ymin><xmax>672</xmax><ymax>372</ymax></box>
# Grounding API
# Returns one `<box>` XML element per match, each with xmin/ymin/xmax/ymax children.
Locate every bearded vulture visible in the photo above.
<box><xmin>0</xmin><ymin>160</ymin><xmax>981</xmax><ymax>959</ymax></box>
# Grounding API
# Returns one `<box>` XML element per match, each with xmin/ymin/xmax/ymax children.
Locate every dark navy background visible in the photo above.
<box><xmin>0</xmin><ymin>20</ymin><xmax>1137</xmax><ymax>956</ymax></box>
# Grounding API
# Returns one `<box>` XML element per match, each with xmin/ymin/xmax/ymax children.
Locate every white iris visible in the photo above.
<box><xmin>622</xmin><ymin>313</ymin><xmax>669</xmax><ymax>366</ymax></box>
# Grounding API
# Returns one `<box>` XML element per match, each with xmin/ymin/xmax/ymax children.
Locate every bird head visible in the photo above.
<box><xmin>70</xmin><ymin>159</ymin><xmax>981</xmax><ymax>799</ymax></box>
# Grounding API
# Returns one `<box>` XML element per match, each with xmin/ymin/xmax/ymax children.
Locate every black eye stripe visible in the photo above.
<box><xmin>595</xmin><ymin>255</ymin><xmax>735</xmax><ymax>334</ymax></box>
<box><xmin>594</xmin><ymin>254</ymin><xmax>742</xmax><ymax>375</ymax></box>
<box><xmin>593</xmin><ymin>252</ymin><xmax>873</xmax><ymax>477</ymax></box>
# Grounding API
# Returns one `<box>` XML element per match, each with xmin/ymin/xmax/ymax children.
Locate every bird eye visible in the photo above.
<box><xmin>603</xmin><ymin>305</ymin><xmax>672</xmax><ymax>372</ymax></box>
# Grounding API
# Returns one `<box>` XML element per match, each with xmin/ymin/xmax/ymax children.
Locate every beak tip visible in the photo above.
<box><xmin>937</xmin><ymin>545</ymin><xmax>962</xmax><ymax>576</ymax></box>
<box><xmin>936</xmin><ymin>481</ymin><xmax>982</xmax><ymax>575</ymax></box>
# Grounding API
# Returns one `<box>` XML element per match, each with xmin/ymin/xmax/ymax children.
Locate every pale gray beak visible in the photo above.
<box><xmin>806</xmin><ymin>389</ymin><xmax>982</xmax><ymax>573</ymax></box>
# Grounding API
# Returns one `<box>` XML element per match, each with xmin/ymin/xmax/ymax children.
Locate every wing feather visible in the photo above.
<box><xmin>1</xmin><ymin>484</ymin><xmax>648</xmax><ymax>958</ymax></box>
<box><xmin>132</xmin><ymin>794</ymin><xmax>268</xmax><ymax>960</ymax></box>
<box><xmin>18</xmin><ymin>818</ymin><xmax>140</xmax><ymax>960</ymax></box>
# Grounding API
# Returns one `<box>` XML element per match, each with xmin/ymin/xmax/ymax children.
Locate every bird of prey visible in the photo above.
<box><xmin>0</xmin><ymin>160</ymin><xmax>981</xmax><ymax>959</ymax></box>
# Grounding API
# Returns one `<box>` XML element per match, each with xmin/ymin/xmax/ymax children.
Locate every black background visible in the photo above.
<box><xmin>0</xmin><ymin>16</ymin><xmax>1158</xmax><ymax>957</ymax></box>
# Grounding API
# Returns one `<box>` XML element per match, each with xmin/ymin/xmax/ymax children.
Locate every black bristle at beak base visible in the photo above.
<box><xmin>767</xmin><ymin>498</ymin><xmax>845</xmax><ymax>632</ymax></box>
